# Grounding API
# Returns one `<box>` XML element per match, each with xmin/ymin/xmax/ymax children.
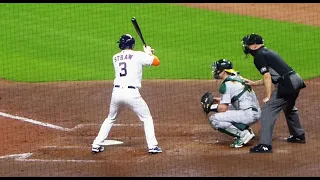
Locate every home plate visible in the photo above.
<box><xmin>100</xmin><ymin>140</ymin><xmax>124</xmax><ymax>146</ymax></box>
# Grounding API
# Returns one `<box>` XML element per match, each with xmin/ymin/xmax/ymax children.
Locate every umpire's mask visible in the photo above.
<box><xmin>241</xmin><ymin>33</ymin><xmax>264</xmax><ymax>57</ymax></box>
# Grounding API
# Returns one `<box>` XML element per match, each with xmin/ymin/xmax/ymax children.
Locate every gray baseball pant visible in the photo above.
<box><xmin>259</xmin><ymin>74</ymin><xmax>305</xmax><ymax>145</ymax></box>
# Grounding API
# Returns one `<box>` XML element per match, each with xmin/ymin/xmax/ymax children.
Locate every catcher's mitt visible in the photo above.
<box><xmin>200</xmin><ymin>92</ymin><xmax>214</xmax><ymax>114</ymax></box>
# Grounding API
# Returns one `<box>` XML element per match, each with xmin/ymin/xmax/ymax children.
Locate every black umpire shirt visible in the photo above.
<box><xmin>253</xmin><ymin>46</ymin><xmax>293</xmax><ymax>84</ymax></box>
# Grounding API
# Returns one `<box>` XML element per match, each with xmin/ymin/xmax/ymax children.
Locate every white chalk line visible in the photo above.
<box><xmin>0</xmin><ymin>141</ymin><xmax>125</xmax><ymax>163</ymax></box>
<box><xmin>0</xmin><ymin>153</ymin><xmax>33</xmax><ymax>159</ymax></box>
<box><xmin>0</xmin><ymin>111</ymin><xmax>145</xmax><ymax>132</ymax></box>
<box><xmin>39</xmin><ymin>140</ymin><xmax>124</xmax><ymax>149</ymax></box>
<box><xmin>0</xmin><ymin>112</ymin><xmax>71</xmax><ymax>131</ymax></box>
<box><xmin>0</xmin><ymin>112</ymin><xmax>128</xmax><ymax>163</ymax></box>
<box><xmin>0</xmin><ymin>152</ymin><xmax>107</xmax><ymax>163</ymax></box>
<box><xmin>0</xmin><ymin>111</ymin><xmax>204</xmax><ymax>132</ymax></box>
<box><xmin>0</xmin><ymin>145</ymin><xmax>139</xmax><ymax>163</ymax></box>
<box><xmin>0</xmin><ymin>111</ymin><xmax>241</xmax><ymax>163</ymax></box>
<box><xmin>15</xmin><ymin>158</ymin><xmax>107</xmax><ymax>163</ymax></box>
<box><xmin>40</xmin><ymin>146</ymin><xmax>86</xmax><ymax>149</ymax></box>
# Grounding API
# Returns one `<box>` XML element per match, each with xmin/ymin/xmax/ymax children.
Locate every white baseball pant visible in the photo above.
<box><xmin>92</xmin><ymin>86</ymin><xmax>159</xmax><ymax>149</ymax></box>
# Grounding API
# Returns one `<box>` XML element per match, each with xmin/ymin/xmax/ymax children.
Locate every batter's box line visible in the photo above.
<box><xmin>0</xmin><ymin>142</ymin><xmax>125</xmax><ymax>163</ymax></box>
<box><xmin>16</xmin><ymin>159</ymin><xmax>107</xmax><ymax>163</ymax></box>
<box><xmin>0</xmin><ymin>111</ymin><xmax>204</xmax><ymax>132</ymax></box>
<box><xmin>0</xmin><ymin>153</ymin><xmax>107</xmax><ymax>163</ymax></box>
<box><xmin>0</xmin><ymin>111</ymin><xmax>146</xmax><ymax>132</ymax></box>
<box><xmin>0</xmin><ymin>152</ymin><xmax>135</xmax><ymax>163</ymax></box>
<box><xmin>71</xmin><ymin>123</ymin><xmax>205</xmax><ymax>129</ymax></box>
<box><xmin>39</xmin><ymin>140</ymin><xmax>124</xmax><ymax>149</ymax></box>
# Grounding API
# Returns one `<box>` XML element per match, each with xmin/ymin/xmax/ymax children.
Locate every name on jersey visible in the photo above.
<box><xmin>114</xmin><ymin>54</ymin><xmax>133</xmax><ymax>62</ymax></box>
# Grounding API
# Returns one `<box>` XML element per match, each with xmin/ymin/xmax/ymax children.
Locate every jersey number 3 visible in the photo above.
<box><xmin>119</xmin><ymin>62</ymin><xmax>127</xmax><ymax>77</ymax></box>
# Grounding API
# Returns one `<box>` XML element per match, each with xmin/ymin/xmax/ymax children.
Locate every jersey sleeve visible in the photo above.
<box><xmin>139</xmin><ymin>51</ymin><xmax>154</xmax><ymax>66</ymax></box>
<box><xmin>254</xmin><ymin>52</ymin><xmax>269</xmax><ymax>75</ymax></box>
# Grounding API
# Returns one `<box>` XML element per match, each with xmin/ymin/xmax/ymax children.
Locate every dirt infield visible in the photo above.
<box><xmin>0</xmin><ymin>78</ymin><xmax>319</xmax><ymax>176</ymax></box>
<box><xmin>1</xmin><ymin>3</ymin><xmax>320</xmax><ymax>177</ymax></box>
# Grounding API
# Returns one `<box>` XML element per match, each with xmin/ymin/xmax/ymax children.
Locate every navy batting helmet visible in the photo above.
<box><xmin>241</xmin><ymin>33</ymin><xmax>264</xmax><ymax>55</ymax></box>
<box><xmin>117</xmin><ymin>34</ymin><xmax>135</xmax><ymax>50</ymax></box>
<box><xmin>212</xmin><ymin>59</ymin><xmax>236</xmax><ymax>79</ymax></box>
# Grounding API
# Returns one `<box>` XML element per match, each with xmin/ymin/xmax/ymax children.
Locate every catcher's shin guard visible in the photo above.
<box><xmin>217</xmin><ymin>126</ymin><xmax>241</xmax><ymax>138</ymax></box>
<box><xmin>232</xmin><ymin>122</ymin><xmax>249</xmax><ymax>131</ymax></box>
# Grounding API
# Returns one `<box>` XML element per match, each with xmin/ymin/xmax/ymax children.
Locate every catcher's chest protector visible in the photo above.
<box><xmin>219</xmin><ymin>76</ymin><xmax>251</xmax><ymax>104</ymax></box>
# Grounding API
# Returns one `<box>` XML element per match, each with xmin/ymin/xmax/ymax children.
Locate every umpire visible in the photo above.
<box><xmin>241</xmin><ymin>33</ymin><xmax>306</xmax><ymax>153</ymax></box>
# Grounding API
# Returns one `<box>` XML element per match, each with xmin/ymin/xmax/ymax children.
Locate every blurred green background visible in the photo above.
<box><xmin>0</xmin><ymin>3</ymin><xmax>319</xmax><ymax>82</ymax></box>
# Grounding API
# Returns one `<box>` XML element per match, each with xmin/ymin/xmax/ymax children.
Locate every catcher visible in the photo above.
<box><xmin>200</xmin><ymin>59</ymin><xmax>261</xmax><ymax>148</ymax></box>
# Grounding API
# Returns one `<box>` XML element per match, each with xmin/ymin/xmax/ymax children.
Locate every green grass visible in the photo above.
<box><xmin>0</xmin><ymin>3</ymin><xmax>319</xmax><ymax>82</ymax></box>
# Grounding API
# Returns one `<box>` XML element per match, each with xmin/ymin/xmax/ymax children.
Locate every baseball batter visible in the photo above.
<box><xmin>91</xmin><ymin>34</ymin><xmax>162</xmax><ymax>154</ymax></box>
<box><xmin>201</xmin><ymin>59</ymin><xmax>261</xmax><ymax>148</ymax></box>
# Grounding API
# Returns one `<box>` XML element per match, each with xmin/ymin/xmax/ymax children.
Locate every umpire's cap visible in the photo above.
<box><xmin>242</xmin><ymin>33</ymin><xmax>264</xmax><ymax>46</ymax></box>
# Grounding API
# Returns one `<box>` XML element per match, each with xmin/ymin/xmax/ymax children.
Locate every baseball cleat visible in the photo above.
<box><xmin>230</xmin><ymin>137</ymin><xmax>244</xmax><ymax>148</ymax></box>
<box><xmin>92</xmin><ymin>146</ymin><xmax>105</xmax><ymax>154</ymax></box>
<box><xmin>148</xmin><ymin>146</ymin><xmax>162</xmax><ymax>154</ymax></box>
<box><xmin>231</xmin><ymin>129</ymin><xmax>255</xmax><ymax>148</ymax></box>
<box><xmin>249</xmin><ymin>144</ymin><xmax>272</xmax><ymax>153</ymax></box>
<box><xmin>286</xmin><ymin>134</ymin><xmax>306</xmax><ymax>143</ymax></box>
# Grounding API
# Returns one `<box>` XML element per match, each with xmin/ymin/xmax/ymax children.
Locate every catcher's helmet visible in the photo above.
<box><xmin>212</xmin><ymin>59</ymin><xmax>237</xmax><ymax>79</ymax></box>
<box><xmin>117</xmin><ymin>34</ymin><xmax>135</xmax><ymax>50</ymax></box>
<box><xmin>241</xmin><ymin>33</ymin><xmax>264</xmax><ymax>55</ymax></box>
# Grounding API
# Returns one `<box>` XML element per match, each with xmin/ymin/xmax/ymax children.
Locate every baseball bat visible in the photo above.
<box><xmin>131</xmin><ymin>17</ymin><xmax>147</xmax><ymax>46</ymax></box>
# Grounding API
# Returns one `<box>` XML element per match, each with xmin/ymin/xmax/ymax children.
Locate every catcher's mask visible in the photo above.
<box><xmin>212</xmin><ymin>59</ymin><xmax>236</xmax><ymax>79</ymax></box>
<box><xmin>117</xmin><ymin>34</ymin><xmax>135</xmax><ymax>50</ymax></box>
<box><xmin>241</xmin><ymin>33</ymin><xmax>264</xmax><ymax>57</ymax></box>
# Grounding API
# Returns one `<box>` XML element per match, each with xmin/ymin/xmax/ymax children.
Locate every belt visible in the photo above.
<box><xmin>244</xmin><ymin>107</ymin><xmax>258</xmax><ymax>112</ymax></box>
<box><xmin>282</xmin><ymin>71</ymin><xmax>296</xmax><ymax>77</ymax></box>
<box><xmin>114</xmin><ymin>85</ymin><xmax>136</xmax><ymax>89</ymax></box>
<box><xmin>276</xmin><ymin>71</ymin><xmax>296</xmax><ymax>84</ymax></box>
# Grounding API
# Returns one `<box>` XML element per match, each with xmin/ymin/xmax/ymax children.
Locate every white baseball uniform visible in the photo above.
<box><xmin>209</xmin><ymin>74</ymin><xmax>261</xmax><ymax>130</ymax></box>
<box><xmin>92</xmin><ymin>49</ymin><xmax>159</xmax><ymax>149</ymax></box>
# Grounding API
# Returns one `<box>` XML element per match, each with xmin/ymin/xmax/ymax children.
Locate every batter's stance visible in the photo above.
<box><xmin>92</xmin><ymin>34</ymin><xmax>162</xmax><ymax>154</ymax></box>
<box><xmin>201</xmin><ymin>59</ymin><xmax>261</xmax><ymax>148</ymax></box>
<box><xmin>242</xmin><ymin>33</ymin><xmax>307</xmax><ymax>153</ymax></box>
